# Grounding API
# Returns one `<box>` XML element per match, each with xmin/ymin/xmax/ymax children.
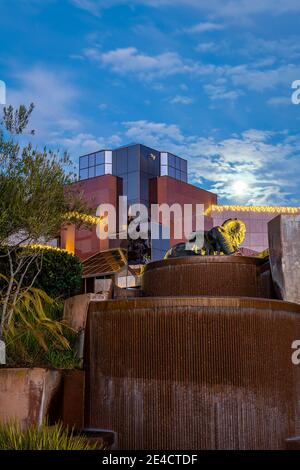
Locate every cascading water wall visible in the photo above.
<box><xmin>84</xmin><ymin>256</ymin><xmax>300</xmax><ymax>449</ymax></box>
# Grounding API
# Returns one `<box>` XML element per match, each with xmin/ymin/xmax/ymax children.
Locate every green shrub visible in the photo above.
<box><xmin>4</xmin><ymin>287</ymin><xmax>79</xmax><ymax>369</ymax></box>
<box><xmin>0</xmin><ymin>248</ymin><xmax>82</xmax><ymax>301</ymax></box>
<box><xmin>34</xmin><ymin>250</ymin><xmax>82</xmax><ymax>300</ymax></box>
<box><xmin>0</xmin><ymin>421</ymin><xmax>101</xmax><ymax>450</ymax></box>
<box><xmin>6</xmin><ymin>325</ymin><xmax>78</xmax><ymax>369</ymax></box>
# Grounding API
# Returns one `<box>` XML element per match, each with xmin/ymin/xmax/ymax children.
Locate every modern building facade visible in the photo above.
<box><xmin>62</xmin><ymin>143</ymin><xmax>216</xmax><ymax>260</ymax></box>
<box><xmin>60</xmin><ymin>143</ymin><xmax>300</xmax><ymax>261</ymax></box>
<box><xmin>78</xmin><ymin>144</ymin><xmax>188</xmax><ymax>207</ymax></box>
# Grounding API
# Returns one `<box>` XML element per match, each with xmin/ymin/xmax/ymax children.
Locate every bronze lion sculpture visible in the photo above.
<box><xmin>164</xmin><ymin>218</ymin><xmax>246</xmax><ymax>259</ymax></box>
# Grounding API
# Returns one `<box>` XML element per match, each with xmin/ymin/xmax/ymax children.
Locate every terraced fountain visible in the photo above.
<box><xmin>84</xmin><ymin>254</ymin><xmax>300</xmax><ymax>449</ymax></box>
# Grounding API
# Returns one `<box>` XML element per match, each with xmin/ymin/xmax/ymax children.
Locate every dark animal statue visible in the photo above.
<box><xmin>164</xmin><ymin>218</ymin><xmax>246</xmax><ymax>259</ymax></box>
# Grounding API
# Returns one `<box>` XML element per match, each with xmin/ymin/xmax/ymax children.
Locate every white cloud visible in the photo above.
<box><xmin>185</xmin><ymin>22</ymin><xmax>224</xmax><ymax>34</ymax></box>
<box><xmin>71</xmin><ymin>0</ymin><xmax>103</xmax><ymax>16</ymax></box>
<box><xmin>195</xmin><ymin>42</ymin><xmax>217</xmax><ymax>53</ymax></box>
<box><xmin>84</xmin><ymin>44</ymin><xmax>300</xmax><ymax>96</ymax></box>
<box><xmin>195</xmin><ymin>40</ymin><xmax>231</xmax><ymax>54</ymax></box>
<box><xmin>7</xmin><ymin>66</ymin><xmax>80</xmax><ymax>139</ymax></box>
<box><xmin>71</xmin><ymin>0</ymin><xmax>300</xmax><ymax>18</ymax></box>
<box><xmin>101</xmin><ymin>48</ymin><xmax>181</xmax><ymax>74</ymax></box>
<box><xmin>170</xmin><ymin>95</ymin><xmax>194</xmax><ymax>105</ymax></box>
<box><xmin>267</xmin><ymin>96</ymin><xmax>292</xmax><ymax>106</ymax></box>
<box><xmin>218</xmin><ymin>62</ymin><xmax>300</xmax><ymax>92</ymax></box>
<box><xmin>243</xmin><ymin>37</ymin><xmax>300</xmax><ymax>60</ymax></box>
<box><xmin>123</xmin><ymin>120</ymin><xmax>185</xmax><ymax>147</ymax></box>
<box><xmin>121</xmin><ymin>120</ymin><xmax>300</xmax><ymax>205</ymax></box>
<box><xmin>204</xmin><ymin>83</ymin><xmax>244</xmax><ymax>101</ymax></box>
<box><xmin>84</xmin><ymin>47</ymin><xmax>187</xmax><ymax>78</ymax></box>
<box><xmin>54</xmin><ymin>132</ymin><xmax>122</xmax><ymax>154</ymax></box>
<box><xmin>83</xmin><ymin>46</ymin><xmax>216</xmax><ymax>79</ymax></box>
<box><xmin>5</xmin><ymin>65</ymin><xmax>121</xmax><ymax>162</ymax></box>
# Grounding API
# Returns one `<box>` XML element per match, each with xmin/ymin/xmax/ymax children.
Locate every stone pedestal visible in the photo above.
<box><xmin>268</xmin><ymin>214</ymin><xmax>300</xmax><ymax>303</ymax></box>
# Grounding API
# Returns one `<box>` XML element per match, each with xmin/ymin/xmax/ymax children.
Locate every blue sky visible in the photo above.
<box><xmin>1</xmin><ymin>0</ymin><xmax>300</xmax><ymax>205</ymax></box>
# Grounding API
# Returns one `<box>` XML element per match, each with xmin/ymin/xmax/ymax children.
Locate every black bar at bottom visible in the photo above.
<box><xmin>0</xmin><ymin>450</ymin><xmax>300</xmax><ymax>466</ymax></box>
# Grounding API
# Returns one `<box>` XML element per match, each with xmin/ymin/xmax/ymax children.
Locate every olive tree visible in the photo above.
<box><xmin>0</xmin><ymin>104</ymin><xmax>86</xmax><ymax>352</ymax></box>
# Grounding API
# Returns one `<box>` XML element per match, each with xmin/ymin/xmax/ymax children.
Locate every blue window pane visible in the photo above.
<box><xmin>168</xmin><ymin>153</ymin><xmax>175</xmax><ymax>167</ymax></box>
<box><xmin>116</xmin><ymin>148</ymin><xmax>127</xmax><ymax>174</ymax></box>
<box><xmin>89</xmin><ymin>154</ymin><xmax>96</xmax><ymax>166</ymax></box>
<box><xmin>128</xmin><ymin>145</ymin><xmax>139</xmax><ymax>173</ymax></box>
<box><xmin>140</xmin><ymin>172</ymin><xmax>150</xmax><ymax>200</ymax></box>
<box><xmin>141</xmin><ymin>145</ymin><xmax>160</xmax><ymax>176</ymax></box>
<box><xmin>180</xmin><ymin>159</ymin><xmax>187</xmax><ymax>172</ymax></box>
<box><xmin>79</xmin><ymin>168</ymin><xmax>88</xmax><ymax>180</ymax></box>
<box><xmin>175</xmin><ymin>169</ymin><xmax>181</xmax><ymax>180</ymax></box>
<box><xmin>169</xmin><ymin>167</ymin><xmax>176</xmax><ymax>178</ymax></box>
<box><xmin>121</xmin><ymin>175</ymin><xmax>128</xmax><ymax>196</ymax></box>
<box><xmin>95</xmin><ymin>165</ymin><xmax>104</xmax><ymax>176</ymax></box>
<box><xmin>127</xmin><ymin>172</ymin><xmax>139</xmax><ymax>200</ymax></box>
<box><xmin>175</xmin><ymin>157</ymin><xmax>181</xmax><ymax>169</ymax></box>
<box><xmin>80</xmin><ymin>155</ymin><xmax>89</xmax><ymax>169</ymax></box>
<box><xmin>181</xmin><ymin>172</ymin><xmax>187</xmax><ymax>182</ymax></box>
<box><xmin>88</xmin><ymin>166</ymin><xmax>95</xmax><ymax>178</ymax></box>
<box><xmin>96</xmin><ymin>151</ymin><xmax>105</xmax><ymax>166</ymax></box>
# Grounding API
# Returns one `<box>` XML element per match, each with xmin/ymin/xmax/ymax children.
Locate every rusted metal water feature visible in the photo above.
<box><xmin>84</xmin><ymin>256</ymin><xmax>300</xmax><ymax>449</ymax></box>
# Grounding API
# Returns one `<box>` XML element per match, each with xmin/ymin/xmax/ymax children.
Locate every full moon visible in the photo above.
<box><xmin>232</xmin><ymin>180</ymin><xmax>248</xmax><ymax>196</ymax></box>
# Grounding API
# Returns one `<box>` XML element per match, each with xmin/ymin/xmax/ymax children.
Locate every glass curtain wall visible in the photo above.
<box><xmin>79</xmin><ymin>150</ymin><xmax>112</xmax><ymax>180</ymax></box>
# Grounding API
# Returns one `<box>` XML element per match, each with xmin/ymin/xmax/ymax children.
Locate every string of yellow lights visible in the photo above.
<box><xmin>28</xmin><ymin>244</ymin><xmax>73</xmax><ymax>254</ymax></box>
<box><xmin>64</xmin><ymin>211</ymin><xmax>104</xmax><ymax>225</ymax></box>
<box><xmin>205</xmin><ymin>205</ymin><xmax>300</xmax><ymax>215</ymax></box>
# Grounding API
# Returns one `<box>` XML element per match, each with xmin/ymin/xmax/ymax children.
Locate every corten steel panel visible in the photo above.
<box><xmin>63</xmin><ymin>175</ymin><xmax>122</xmax><ymax>260</ymax></box>
<box><xmin>62</xmin><ymin>370</ymin><xmax>85</xmax><ymax>431</ymax></box>
<box><xmin>85</xmin><ymin>297</ymin><xmax>300</xmax><ymax>449</ymax></box>
<box><xmin>268</xmin><ymin>215</ymin><xmax>300</xmax><ymax>304</ymax></box>
<box><xmin>149</xmin><ymin>176</ymin><xmax>217</xmax><ymax>246</ymax></box>
<box><xmin>142</xmin><ymin>256</ymin><xmax>274</xmax><ymax>298</ymax></box>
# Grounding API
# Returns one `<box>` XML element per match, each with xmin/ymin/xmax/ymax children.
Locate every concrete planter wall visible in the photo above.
<box><xmin>0</xmin><ymin>368</ymin><xmax>62</xmax><ymax>429</ymax></box>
